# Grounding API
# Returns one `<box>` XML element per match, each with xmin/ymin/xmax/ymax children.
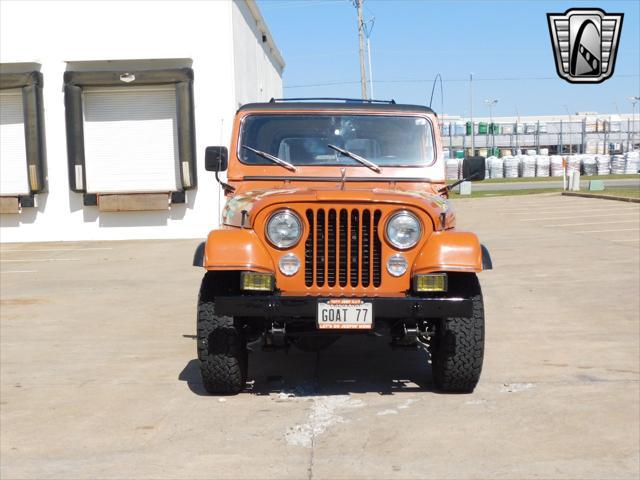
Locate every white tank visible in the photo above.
<box><xmin>503</xmin><ymin>156</ymin><xmax>519</xmax><ymax>178</ymax></box>
<box><xmin>521</xmin><ymin>156</ymin><xmax>536</xmax><ymax>177</ymax></box>
<box><xmin>535</xmin><ymin>155</ymin><xmax>550</xmax><ymax>177</ymax></box>
<box><xmin>624</xmin><ymin>151</ymin><xmax>639</xmax><ymax>174</ymax></box>
<box><xmin>487</xmin><ymin>156</ymin><xmax>504</xmax><ymax>179</ymax></box>
<box><xmin>595</xmin><ymin>155</ymin><xmax>610</xmax><ymax>175</ymax></box>
<box><xmin>611</xmin><ymin>154</ymin><xmax>626</xmax><ymax>174</ymax></box>
<box><xmin>550</xmin><ymin>155</ymin><xmax>564</xmax><ymax>177</ymax></box>
<box><xmin>446</xmin><ymin>159</ymin><xmax>460</xmax><ymax>179</ymax></box>
<box><xmin>581</xmin><ymin>155</ymin><xmax>597</xmax><ymax>176</ymax></box>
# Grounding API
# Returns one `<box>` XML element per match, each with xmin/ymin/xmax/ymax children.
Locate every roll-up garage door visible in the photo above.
<box><xmin>82</xmin><ymin>85</ymin><xmax>180</xmax><ymax>194</ymax></box>
<box><xmin>0</xmin><ymin>89</ymin><xmax>29</xmax><ymax>196</ymax></box>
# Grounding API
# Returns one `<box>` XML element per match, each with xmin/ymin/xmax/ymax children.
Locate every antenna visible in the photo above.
<box><xmin>429</xmin><ymin>73</ymin><xmax>444</xmax><ymax>114</ymax></box>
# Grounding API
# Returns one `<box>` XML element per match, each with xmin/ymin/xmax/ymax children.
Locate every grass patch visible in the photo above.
<box><xmin>449</xmin><ymin>185</ymin><xmax>640</xmax><ymax>199</ymax></box>
<box><xmin>477</xmin><ymin>173</ymin><xmax>639</xmax><ymax>184</ymax></box>
<box><xmin>450</xmin><ymin>188</ymin><xmax>561</xmax><ymax>198</ymax></box>
<box><xmin>578</xmin><ymin>187</ymin><xmax>640</xmax><ymax>199</ymax></box>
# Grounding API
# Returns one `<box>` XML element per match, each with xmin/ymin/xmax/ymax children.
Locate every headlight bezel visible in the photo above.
<box><xmin>385</xmin><ymin>210</ymin><xmax>422</xmax><ymax>250</ymax></box>
<box><xmin>265</xmin><ymin>209</ymin><xmax>303</xmax><ymax>249</ymax></box>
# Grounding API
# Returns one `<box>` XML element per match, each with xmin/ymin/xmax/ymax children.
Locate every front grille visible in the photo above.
<box><xmin>305</xmin><ymin>208</ymin><xmax>382</xmax><ymax>289</ymax></box>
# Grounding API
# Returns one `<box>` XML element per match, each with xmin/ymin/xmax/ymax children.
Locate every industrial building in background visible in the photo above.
<box><xmin>0</xmin><ymin>0</ymin><xmax>284</xmax><ymax>243</ymax></box>
<box><xmin>1</xmin><ymin>1</ymin><xmax>638</xmax><ymax>244</ymax></box>
<box><xmin>441</xmin><ymin>112</ymin><xmax>639</xmax><ymax>158</ymax></box>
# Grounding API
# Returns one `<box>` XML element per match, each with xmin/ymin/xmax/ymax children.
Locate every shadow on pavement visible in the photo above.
<box><xmin>179</xmin><ymin>334</ymin><xmax>434</xmax><ymax>397</ymax></box>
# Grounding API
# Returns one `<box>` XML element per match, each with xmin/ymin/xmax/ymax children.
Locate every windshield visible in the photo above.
<box><xmin>239</xmin><ymin>114</ymin><xmax>435</xmax><ymax>167</ymax></box>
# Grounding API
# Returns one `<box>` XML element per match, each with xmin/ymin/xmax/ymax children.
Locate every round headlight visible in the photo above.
<box><xmin>266</xmin><ymin>210</ymin><xmax>302</xmax><ymax>249</ymax></box>
<box><xmin>386</xmin><ymin>210</ymin><xmax>422</xmax><ymax>250</ymax></box>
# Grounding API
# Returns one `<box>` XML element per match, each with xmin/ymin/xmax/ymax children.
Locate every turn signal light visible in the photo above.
<box><xmin>241</xmin><ymin>272</ymin><xmax>275</xmax><ymax>292</ymax></box>
<box><xmin>413</xmin><ymin>273</ymin><xmax>447</xmax><ymax>292</ymax></box>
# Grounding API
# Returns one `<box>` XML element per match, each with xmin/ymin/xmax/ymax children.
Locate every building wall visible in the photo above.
<box><xmin>0</xmin><ymin>0</ymin><xmax>283</xmax><ymax>243</ymax></box>
<box><xmin>231</xmin><ymin>0</ymin><xmax>284</xmax><ymax>108</ymax></box>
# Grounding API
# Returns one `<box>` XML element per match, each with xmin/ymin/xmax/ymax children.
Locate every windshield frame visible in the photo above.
<box><xmin>235</xmin><ymin>112</ymin><xmax>438</xmax><ymax>170</ymax></box>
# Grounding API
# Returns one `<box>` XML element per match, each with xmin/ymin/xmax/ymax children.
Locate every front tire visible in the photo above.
<box><xmin>431</xmin><ymin>275</ymin><xmax>484</xmax><ymax>393</ymax></box>
<box><xmin>197</xmin><ymin>302</ymin><xmax>247</xmax><ymax>394</ymax></box>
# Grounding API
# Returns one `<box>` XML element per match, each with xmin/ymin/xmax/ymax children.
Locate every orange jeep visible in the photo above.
<box><xmin>193</xmin><ymin>98</ymin><xmax>492</xmax><ymax>394</ymax></box>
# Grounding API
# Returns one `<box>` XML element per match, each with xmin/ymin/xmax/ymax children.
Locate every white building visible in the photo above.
<box><xmin>0</xmin><ymin>0</ymin><xmax>284</xmax><ymax>243</ymax></box>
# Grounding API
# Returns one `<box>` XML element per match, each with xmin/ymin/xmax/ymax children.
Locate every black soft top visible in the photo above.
<box><xmin>238</xmin><ymin>100</ymin><xmax>436</xmax><ymax>115</ymax></box>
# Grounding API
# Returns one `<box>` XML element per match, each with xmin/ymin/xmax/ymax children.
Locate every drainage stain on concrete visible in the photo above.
<box><xmin>376</xmin><ymin>409</ymin><xmax>398</xmax><ymax>416</ymax></box>
<box><xmin>500</xmin><ymin>382</ymin><xmax>535</xmax><ymax>393</ymax></box>
<box><xmin>284</xmin><ymin>395</ymin><xmax>366</xmax><ymax>448</ymax></box>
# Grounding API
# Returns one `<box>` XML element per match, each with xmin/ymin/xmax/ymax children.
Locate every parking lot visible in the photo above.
<box><xmin>1</xmin><ymin>193</ymin><xmax>639</xmax><ymax>480</ymax></box>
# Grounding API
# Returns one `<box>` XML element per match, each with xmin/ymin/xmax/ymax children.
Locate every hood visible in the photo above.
<box><xmin>221</xmin><ymin>187</ymin><xmax>455</xmax><ymax>228</ymax></box>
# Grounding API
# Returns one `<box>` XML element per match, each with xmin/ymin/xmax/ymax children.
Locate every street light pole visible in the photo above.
<box><xmin>484</xmin><ymin>99</ymin><xmax>498</xmax><ymax>151</ymax></box>
<box><xmin>563</xmin><ymin>104</ymin><xmax>573</xmax><ymax>155</ymax></box>
<box><xmin>515</xmin><ymin>106</ymin><xmax>520</xmax><ymax>154</ymax></box>
<box><xmin>469</xmin><ymin>73</ymin><xmax>474</xmax><ymax>155</ymax></box>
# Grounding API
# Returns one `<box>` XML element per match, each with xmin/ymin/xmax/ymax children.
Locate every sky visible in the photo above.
<box><xmin>257</xmin><ymin>0</ymin><xmax>640</xmax><ymax>118</ymax></box>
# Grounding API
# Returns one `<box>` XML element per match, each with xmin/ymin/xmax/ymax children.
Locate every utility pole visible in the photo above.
<box><xmin>354</xmin><ymin>0</ymin><xmax>368</xmax><ymax>100</ymax></box>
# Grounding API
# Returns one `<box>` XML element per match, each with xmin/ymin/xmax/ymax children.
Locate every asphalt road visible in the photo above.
<box><xmin>1</xmin><ymin>194</ymin><xmax>639</xmax><ymax>479</ymax></box>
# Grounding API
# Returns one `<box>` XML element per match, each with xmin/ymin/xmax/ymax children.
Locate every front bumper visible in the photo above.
<box><xmin>213</xmin><ymin>294</ymin><xmax>472</xmax><ymax>319</ymax></box>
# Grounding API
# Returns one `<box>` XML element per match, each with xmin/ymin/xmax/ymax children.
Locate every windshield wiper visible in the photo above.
<box><xmin>242</xmin><ymin>145</ymin><xmax>297</xmax><ymax>172</ymax></box>
<box><xmin>327</xmin><ymin>144</ymin><xmax>381</xmax><ymax>173</ymax></box>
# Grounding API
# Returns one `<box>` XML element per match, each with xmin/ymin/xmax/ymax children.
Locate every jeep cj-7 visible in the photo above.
<box><xmin>193</xmin><ymin>99</ymin><xmax>492</xmax><ymax>394</ymax></box>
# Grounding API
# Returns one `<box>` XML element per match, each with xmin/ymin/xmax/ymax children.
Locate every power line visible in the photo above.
<box><xmin>283</xmin><ymin>74</ymin><xmax>640</xmax><ymax>89</ymax></box>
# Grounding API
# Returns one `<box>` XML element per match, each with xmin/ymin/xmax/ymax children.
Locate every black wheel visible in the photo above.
<box><xmin>431</xmin><ymin>274</ymin><xmax>484</xmax><ymax>393</ymax></box>
<box><xmin>197</xmin><ymin>301</ymin><xmax>247</xmax><ymax>394</ymax></box>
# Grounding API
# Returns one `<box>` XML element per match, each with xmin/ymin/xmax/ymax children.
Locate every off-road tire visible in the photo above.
<box><xmin>431</xmin><ymin>276</ymin><xmax>484</xmax><ymax>393</ymax></box>
<box><xmin>197</xmin><ymin>302</ymin><xmax>247</xmax><ymax>394</ymax></box>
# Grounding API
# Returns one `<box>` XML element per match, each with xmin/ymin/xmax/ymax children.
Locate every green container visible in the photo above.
<box><xmin>466</xmin><ymin>121</ymin><xmax>473</xmax><ymax>136</ymax></box>
<box><xmin>478</xmin><ymin>122</ymin><xmax>488</xmax><ymax>134</ymax></box>
<box><xmin>455</xmin><ymin>149</ymin><xmax>465</xmax><ymax>159</ymax></box>
<box><xmin>489</xmin><ymin>123</ymin><xmax>500</xmax><ymax>134</ymax></box>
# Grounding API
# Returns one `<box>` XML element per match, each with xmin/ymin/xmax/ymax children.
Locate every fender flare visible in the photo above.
<box><xmin>200</xmin><ymin>229</ymin><xmax>275</xmax><ymax>273</ymax></box>
<box><xmin>413</xmin><ymin>231</ymin><xmax>489</xmax><ymax>274</ymax></box>
<box><xmin>481</xmin><ymin>244</ymin><xmax>493</xmax><ymax>270</ymax></box>
<box><xmin>192</xmin><ymin>241</ymin><xmax>205</xmax><ymax>267</ymax></box>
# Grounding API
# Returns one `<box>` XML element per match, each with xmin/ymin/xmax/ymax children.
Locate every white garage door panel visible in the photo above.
<box><xmin>83</xmin><ymin>86</ymin><xmax>180</xmax><ymax>194</ymax></box>
<box><xmin>0</xmin><ymin>89</ymin><xmax>30</xmax><ymax>196</ymax></box>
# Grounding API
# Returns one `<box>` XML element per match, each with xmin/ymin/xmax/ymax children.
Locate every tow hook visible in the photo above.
<box><xmin>263</xmin><ymin>322</ymin><xmax>288</xmax><ymax>351</ymax></box>
<box><xmin>391</xmin><ymin>322</ymin><xmax>434</xmax><ymax>349</ymax></box>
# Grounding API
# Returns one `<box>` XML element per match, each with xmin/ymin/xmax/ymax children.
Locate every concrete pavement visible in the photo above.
<box><xmin>1</xmin><ymin>194</ymin><xmax>639</xmax><ymax>479</ymax></box>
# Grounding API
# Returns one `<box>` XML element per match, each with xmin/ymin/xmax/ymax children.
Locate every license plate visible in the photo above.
<box><xmin>317</xmin><ymin>299</ymin><xmax>373</xmax><ymax>330</ymax></box>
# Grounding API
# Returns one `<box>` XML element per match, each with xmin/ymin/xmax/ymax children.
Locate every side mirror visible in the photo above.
<box><xmin>462</xmin><ymin>156</ymin><xmax>486</xmax><ymax>181</ymax></box>
<box><xmin>205</xmin><ymin>146</ymin><xmax>228</xmax><ymax>172</ymax></box>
